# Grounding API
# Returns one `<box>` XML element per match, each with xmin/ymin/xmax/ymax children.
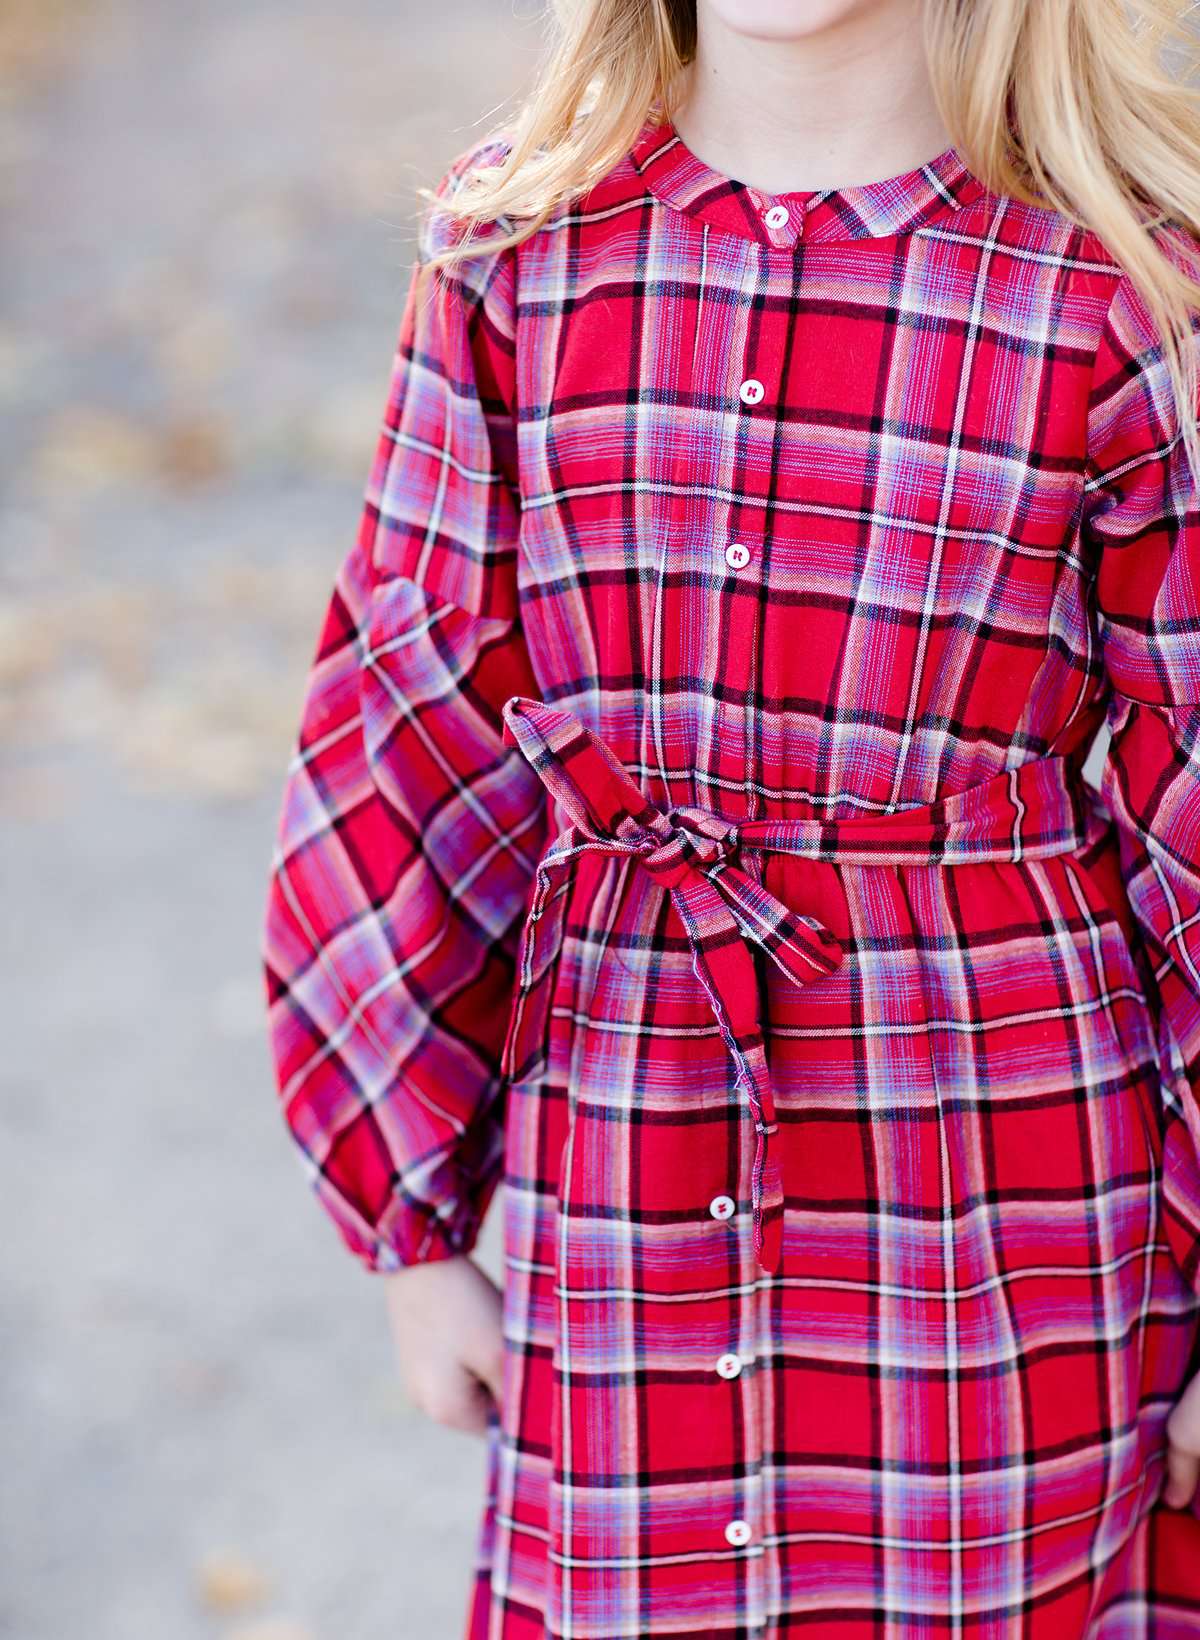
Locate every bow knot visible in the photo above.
<box><xmin>637</xmin><ymin>807</ymin><xmax>742</xmax><ymax>888</ymax></box>
<box><xmin>499</xmin><ymin>694</ymin><xmax>846</xmax><ymax>1275</ymax></box>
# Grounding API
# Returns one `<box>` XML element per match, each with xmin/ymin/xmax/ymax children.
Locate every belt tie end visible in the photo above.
<box><xmin>638</xmin><ymin>814</ymin><xmax>841</xmax><ymax>1277</ymax></box>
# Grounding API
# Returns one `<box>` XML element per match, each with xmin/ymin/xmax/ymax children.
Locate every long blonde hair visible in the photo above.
<box><xmin>418</xmin><ymin>0</ymin><xmax>1200</xmax><ymax>485</ymax></box>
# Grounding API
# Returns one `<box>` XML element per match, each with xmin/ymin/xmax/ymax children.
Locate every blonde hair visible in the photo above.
<box><xmin>418</xmin><ymin>0</ymin><xmax>1200</xmax><ymax>485</ymax></box>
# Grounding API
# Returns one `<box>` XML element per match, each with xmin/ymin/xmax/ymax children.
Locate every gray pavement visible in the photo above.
<box><xmin>1</xmin><ymin>4</ymin><xmax>539</xmax><ymax>1636</ymax></box>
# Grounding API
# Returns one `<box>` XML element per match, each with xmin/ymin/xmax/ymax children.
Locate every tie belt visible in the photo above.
<box><xmin>498</xmin><ymin>694</ymin><xmax>1099</xmax><ymax>1277</ymax></box>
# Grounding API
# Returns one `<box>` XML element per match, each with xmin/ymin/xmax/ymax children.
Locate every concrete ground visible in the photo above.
<box><xmin>1</xmin><ymin>4</ymin><xmax>539</xmax><ymax>1636</ymax></box>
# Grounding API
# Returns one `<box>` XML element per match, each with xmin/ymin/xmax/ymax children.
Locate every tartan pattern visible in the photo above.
<box><xmin>261</xmin><ymin>113</ymin><xmax>1200</xmax><ymax>1635</ymax></box>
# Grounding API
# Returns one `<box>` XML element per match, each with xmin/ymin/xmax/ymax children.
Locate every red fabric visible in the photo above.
<box><xmin>261</xmin><ymin>112</ymin><xmax>1200</xmax><ymax>1635</ymax></box>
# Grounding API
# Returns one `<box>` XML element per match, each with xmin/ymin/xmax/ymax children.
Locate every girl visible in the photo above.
<box><xmin>260</xmin><ymin>0</ymin><xmax>1200</xmax><ymax>1633</ymax></box>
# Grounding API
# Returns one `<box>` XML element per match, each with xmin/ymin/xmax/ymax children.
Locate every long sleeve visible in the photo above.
<box><xmin>1084</xmin><ymin>256</ymin><xmax>1200</xmax><ymax>1291</ymax></box>
<box><xmin>260</xmin><ymin>134</ymin><xmax>550</xmax><ymax>1273</ymax></box>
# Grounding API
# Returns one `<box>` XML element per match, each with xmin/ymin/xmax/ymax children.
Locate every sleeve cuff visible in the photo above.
<box><xmin>348</xmin><ymin>1189</ymin><xmax>489</xmax><ymax>1274</ymax></box>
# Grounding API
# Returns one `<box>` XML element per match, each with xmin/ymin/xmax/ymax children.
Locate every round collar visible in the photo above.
<box><xmin>628</xmin><ymin>114</ymin><xmax>988</xmax><ymax>249</ymax></box>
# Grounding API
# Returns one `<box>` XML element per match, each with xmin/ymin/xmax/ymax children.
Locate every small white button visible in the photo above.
<box><xmin>724</xmin><ymin>541</ymin><xmax>751</xmax><ymax>569</ymax></box>
<box><xmin>763</xmin><ymin>204</ymin><xmax>790</xmax><ymax>229</ymax></box>
<box><xmin>716</xmin><ymin>1353</ymin><xmax>742</xmax><ymax>1379</ymax></box>
<box><xmin>709</xmin><ymin>1194</ymin><xmax>735</xmax><ymax>1220</ymax></box>
<box><xmin>724</xmin><ymin>1518</ymin><xmax>753</xmax><ymax>1547</ymax></box>
<box><xmin>738</xmin><ymin>378</ymin><xmax>765</xmax><ymax>406</ymax></box>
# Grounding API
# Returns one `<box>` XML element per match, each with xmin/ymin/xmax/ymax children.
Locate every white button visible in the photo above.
<box><xmin>738</xmin><ymin>378</ymin><xmax>765</xmax><ymax>406</ymax></box>
<box><xmin>708</xmin><ymin>1194</ymin><xmax>735</xmax><ymax>1220</ymax></box>
<box><xmin>763</xmin><ymin>204</ymin><xmax>790</xmax><ymax>229</ymax></box>
<box><xmin>724</xmin><ymin>1518</ymin><xmax>753</xmax><ymax>1547</ymax></box>
<box><xmin>724</xmin><ymin>541</ymin><xmax>751</xmax><ymax>569</ymax></box>
<box><xmin>716</xmin><ymin>1353</ymin><xmax>742</xmax><ymax>1379</ymax></box>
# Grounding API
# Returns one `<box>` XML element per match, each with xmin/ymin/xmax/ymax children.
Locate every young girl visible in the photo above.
<box><xmin>260</xmin><ymin>0</ymin><xmax>1200</xmax><ymax>1632</ymax></box>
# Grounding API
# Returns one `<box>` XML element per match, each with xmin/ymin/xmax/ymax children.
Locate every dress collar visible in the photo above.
<box><xmin>628</xmin><ymin>114</ymin><xmax>988</xmax><ymax>249</ymax></box>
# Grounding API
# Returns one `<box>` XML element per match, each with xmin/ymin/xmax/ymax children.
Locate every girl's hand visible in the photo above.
<box><xmin>382</xmin><ymin>1252</ymin><xmax>504</xmax><ymax>1437</ymax></box>
<box><xmin>1163</xmin><ymin>1367</ymin><xmax>1200</xmax><ymax>1508</ymax></box>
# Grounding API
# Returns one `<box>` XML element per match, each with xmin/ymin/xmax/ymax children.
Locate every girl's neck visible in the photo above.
<box><xmin>673</xmin><ymin>0</ymin><xmax>954</xmax><ymax>196</ymax></box>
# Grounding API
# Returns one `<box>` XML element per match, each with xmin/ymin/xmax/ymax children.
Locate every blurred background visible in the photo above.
<box><xmin>1</xmin><ymin>2</ymin><xmax>542</xmax><ymax>1636</ymax></box>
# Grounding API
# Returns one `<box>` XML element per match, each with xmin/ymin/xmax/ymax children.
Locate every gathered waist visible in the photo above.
<box><xmin>500</xmin><ymin>694</ymin><xmax>1100</xmax><ymax>871</ymax></box>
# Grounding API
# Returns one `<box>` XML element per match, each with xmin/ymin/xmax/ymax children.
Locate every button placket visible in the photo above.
<box><xmin>711</xmin><ymin>238</ymin><xmax>786</xmax><ymax>1632</ymax></box>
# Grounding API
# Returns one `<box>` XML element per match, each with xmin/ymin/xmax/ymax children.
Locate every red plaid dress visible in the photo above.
<box><xmin>261</xmin><ymin>111</ymin><xmax>1200</xmax><ymax>1636</ymax></box>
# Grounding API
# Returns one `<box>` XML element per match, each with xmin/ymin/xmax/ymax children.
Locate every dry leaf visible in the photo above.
<box><xmin>0</xmin><ymin>0</ymin><xmax>97</xmax><ymax>83</ymax></box>
<box><xmin>156</xmin><ymin>412</ymin><xmax>234</xmax><ymax>487</ymax></box>
<box><xmin>195</xmin><ymin>1547</ymin><xmax>270</xmax><ymax>1613</ymax></box>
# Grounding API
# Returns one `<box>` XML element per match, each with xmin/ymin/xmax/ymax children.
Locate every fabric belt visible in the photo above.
<box><xmin>499</xmin><ymin>693</ymin><xmax>1099</xmax><ymax>1277</ymax></box>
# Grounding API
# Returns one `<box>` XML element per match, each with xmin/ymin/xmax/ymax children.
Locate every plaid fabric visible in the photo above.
<box><xmin>261</xmin><ymin>112</ymin><xmax>1200</xmax><ymax>1636</ymax></box>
